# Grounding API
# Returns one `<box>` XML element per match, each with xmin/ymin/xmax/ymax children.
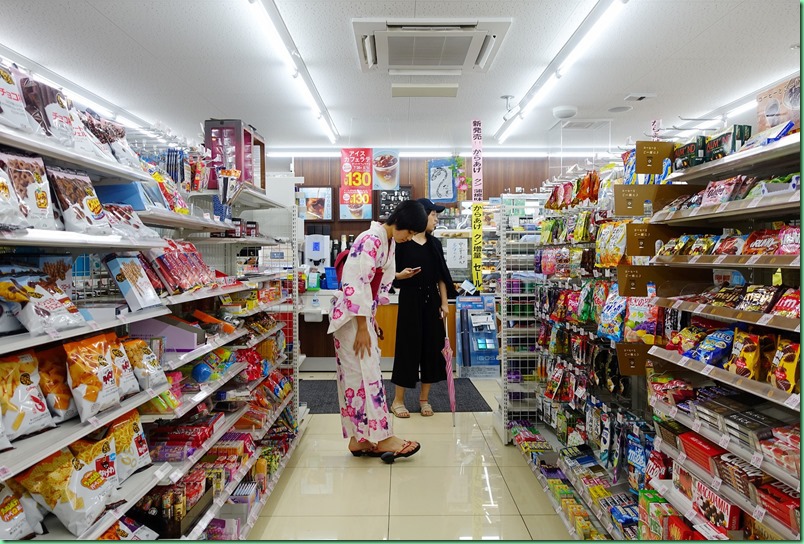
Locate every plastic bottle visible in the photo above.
<box><xmin>643</xmin><ymin>199</ymin><xmax>653</xmax><ymax>217</ymax></box>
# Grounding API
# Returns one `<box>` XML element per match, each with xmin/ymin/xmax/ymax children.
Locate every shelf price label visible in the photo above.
<box><xmin>752</xmin><ymin>504</ymin><xmax>767</xmax><ymax>522</ymax></box>
<box><xmin>677</xmin><ymin>452</ymin><xmax>687</xmax><ymax>464</ymax></box>
<box><xmin>0</xmin><ymin>466</ymin><xmax>11</xmax><ymax>480</ymax></box>
<box><xmin>718</xmin><ymin>435</ymin><xmax>731</xmax><ymax>448</ymax></box>
<box><xmin>750</xmin><ymin>452</ymin><xmax>764</xmax><ymax>469</ymax></box>
<box><xmin>692</xmin><ymin>420</ymin><xmax>702</xmax><ymax>433</ymax></box>
<box><xmin>783</xmin><ymin>394</ymin><xmax>800</xmax><ymax>410</ymax></box>
<box><xmin>710</xmin><ymin>477</ymin><xmax>722</xmax><ymax>492</ymax></box>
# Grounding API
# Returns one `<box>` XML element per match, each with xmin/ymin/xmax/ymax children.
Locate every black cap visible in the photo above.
<box><xmin>417</xmin><ymin>198</ymin><xmax>446</xmax><ymax>213</ymax></box>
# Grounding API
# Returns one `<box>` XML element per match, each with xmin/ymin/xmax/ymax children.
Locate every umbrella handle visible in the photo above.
<box><xmin>443</xmin><ymin>315</ymin><xmax>449</xmax><ymax>337</ymax></box>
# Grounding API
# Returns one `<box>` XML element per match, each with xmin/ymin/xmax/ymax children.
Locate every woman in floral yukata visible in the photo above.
<box><xmin>327</xmin><ymin>200</ymin><xmax>428</xmax><ymax>462</ymax></box>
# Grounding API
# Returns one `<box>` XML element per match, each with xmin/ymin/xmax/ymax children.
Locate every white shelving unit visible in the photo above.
<box><xmin>0</xmin><ymin>228</ymin><xmax>166</xmax><ymax>250</ymax></box>
<box><xmin>231</xmin><ymin>322</ymin><xmax>286</xmax><ymax>350</ymax></box>
<box><xmin>137</xmin><ymin>208</ymin><xmax>230</xmax><ymax>232</ymax></box>
<box><xmin>162</xmin><ymin>328</ymin><xmax>250</xmax><ymax>371</ymax></box>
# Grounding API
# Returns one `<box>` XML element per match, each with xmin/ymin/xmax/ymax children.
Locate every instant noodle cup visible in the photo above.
<box><xmin>0</xmin><ymin>350</ymin><xmax>55</xmax><ymax>441</ymax></box>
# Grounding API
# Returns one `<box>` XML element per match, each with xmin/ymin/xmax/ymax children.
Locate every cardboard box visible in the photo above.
<box><xmin>673</xmin><ymin>137</ymin><xmax>707</xmax><ymax>170</ymax></box>
<box><xmin>678</xmin><ymin>432</ymin><xmax>727</xmax><ymax>475</ymax></box>
<box><xmin>614</xmin><ymin>185</ymin><xmax>698</xmax><ymax>217</ymax></box>
<box><xmin>754</xmin><ymin>481</ymin><xmax>800</xmax><ymax>530</ymax></box>
<box><xmin>129</xmin><ymin>315</ymin><xmax>206</xmax><ymax>353</ymax></box>
<box><xmin>105</xmin><ymin>255</ymin><xmax>163</xmax><ymax>312</ymax></box>
<box><xmin>757</xmin><ymin>75</ymin><xmax>801</xmax><ymax>133</ymax></box>
<box><xmin>95</xmin><ymin>182</ymin><xmax>166</xmax><ymax>211</ymax></box>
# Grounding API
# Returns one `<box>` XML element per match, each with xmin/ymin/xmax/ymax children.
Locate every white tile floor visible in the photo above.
<box><xmin>248</xmin><ymin>373</ymin><xmax>570</xmax><ymax>540</ymax></box>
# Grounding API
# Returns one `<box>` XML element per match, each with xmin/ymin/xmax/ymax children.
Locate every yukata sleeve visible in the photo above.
<box><xmin>377</xmin><ymin>243</ymin><xmax>396</xmax><ymax>306</ymax></box>
<box><xmin>335</xmin><ymin>233</ymin><xmax>383</xmax><ymax>320</ymax></box>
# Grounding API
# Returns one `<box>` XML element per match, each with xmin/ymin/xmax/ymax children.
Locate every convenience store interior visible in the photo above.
<box><xmin>0</xmin><ymin>0</ymin><xmax>800</xmax><ymax>542</ymax></box>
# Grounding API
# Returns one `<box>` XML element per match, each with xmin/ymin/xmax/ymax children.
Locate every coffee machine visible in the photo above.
<box><xmin>304</xmin><ymin>234</ymin><xmax>331</xmax><ymax>268</ymax></box>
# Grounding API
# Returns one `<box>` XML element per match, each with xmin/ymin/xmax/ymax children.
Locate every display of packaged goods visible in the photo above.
<box><xmin>693</xmin><ymin>479</ymin><xmax>743</xmax><ymax>532</ymax></box>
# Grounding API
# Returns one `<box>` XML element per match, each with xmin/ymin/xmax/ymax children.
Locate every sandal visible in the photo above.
<box><xmin>391</xmin><ymin>403</ymin><xmax>410</xmax><ymax>418</ymax></box>
<box><xmin>377</xmin><ymin>440</ymin><xmax>421</xmax><ymax>464</ymax></box>
<box><xmin>419</xmin><ymin>400</ymin><xmax>434</xmax><ymax>417</ymax></box>
<box><xmin>349</xmin><ymin>444</ymin><xmax>378</xmax><ymax>457</ymax></box>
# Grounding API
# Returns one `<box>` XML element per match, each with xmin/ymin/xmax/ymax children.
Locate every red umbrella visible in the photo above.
<box><xmin>442</xmin><ymin>315</ymin><xmax>456</xmax><ymax>427</ymax></box>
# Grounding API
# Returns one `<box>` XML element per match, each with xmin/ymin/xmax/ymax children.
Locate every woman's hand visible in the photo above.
<box><xmin>396</xmin><ymin>267</ymin><xmax>421</xmax><ymax>280</ymax></box>
<box><xmin>439</xmin><ymin>304</ymin><xmax>450</xmax><ymax>320</ymax></box>
<box><xmin>375</xmin><ymin>323</ymin><xmax>384</xmax><ymax>340</ymax></box>
<box><xmin>353</xmin><ymin>327</ymin><xmax>372</xmax><ymax>359</ymax></box>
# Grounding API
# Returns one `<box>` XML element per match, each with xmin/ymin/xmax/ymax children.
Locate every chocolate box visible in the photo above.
<box><xmin>673</xmin><ymin>136</ymin><xmax>707</xmax><ymax>170</ymax></box>
<box><xmin>723</xmin><ymin>412</ymin><xmax>780</xmax><ymax>450</ymax></box>
<box><xmin>754</xmin><ymin>481</ymin><xmax>800</xmax><ymax>530</ymax></box>
<box><xmin>713</xmin><ymin>453</ymin><xmax>772</xmax><ymax>498</ymax></box>
<box><xmin>744</xmin><ymin>514</ymin><xmax>786</xmax><ymax>541</ymax></box>
<box><xmin>654</xmin><ymin>419</ymin><xmax>690</xmax><ymax>450</ymax></box>
<box><xmin>673</xmin><ymin>461</ymin><xmax>695</xmax><ymax>499</ymax></box>
<box><xmin>678</xmin><ymin>432</ymin><xmax>727</xmax><ymax>475</ymax></box>
<box><xmin>693</xmin><ymin>479</ymin><xmax>743</xmax><ymax>532</ymax></box>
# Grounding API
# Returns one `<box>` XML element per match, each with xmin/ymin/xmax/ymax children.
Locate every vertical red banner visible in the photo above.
<box><xmin>340</xmin><ymin>148</ymin><xmax>373</xmax><ymax>220</ymax></box>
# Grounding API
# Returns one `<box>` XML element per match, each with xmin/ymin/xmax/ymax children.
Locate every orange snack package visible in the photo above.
<box><xmin>63</xmin><ymin>334</ymin><xmax>120</xmax><ymax>422</ymax></box>
<box><xmin>35</xmin><ymin>344</ymin><xmax>78</xmax><ymax>423</ymax></box>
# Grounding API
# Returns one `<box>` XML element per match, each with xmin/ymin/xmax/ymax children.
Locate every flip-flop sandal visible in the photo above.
<box><xmin>350</xmin><ymin>445</ymin><xmax>379</xmax><ymax>457</ymax></box>
<box><xmin>419</xmin><ymin>401</ymin><xmax>434</xmax><ymax>417</ymax></box>
<box><xmin>379</xmin><ymin>440</ymin><xmax>421</xmax><ymax>464</ymax></box>
<box><xmin>391</xmin><ymin>403</ymin><xmax>410</xmax><ymax>418</ymax></box>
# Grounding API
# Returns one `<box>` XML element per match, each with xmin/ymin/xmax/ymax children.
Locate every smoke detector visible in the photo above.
<box><xmin>553</xmin><ymin>105</ymin><xmax>578</xmax><ymax>119</ymax></box>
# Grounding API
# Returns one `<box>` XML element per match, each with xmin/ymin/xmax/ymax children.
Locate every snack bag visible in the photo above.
<box><xmin>624</xmin><ymin>297</ymin><xmax>660</xmax><ymax>344</ymax></box>
<box><xmin>0</xmin><ymin>167</ymin><xmax>31</xmax><ymax>231</ymax></box>
<box><xmin>712</xmin><ymin>235</ymin><xmax>748</xmax><ymax>255</ymax></box>
<box><xmin>122</xmin><ymin>339</ymin><xmax>168</xmax><ymax>390</ymax></box>
<box><xmin>592</xmin><ymin>281</ymin><xmax>610</xmax><ymax>323</ymax></box>
<box><xmin>4</xmin><ymin>480</ymin><xmax>44</xmax><ymax>535</ymax></box>
<box><xmin>63</xmin><ymin>335</ymin><xmax>120</xmax><ymax>422</ymax></box>
<box><xmin>701</xmin><ymin>178</ymin><xmax>740</xmax><ymax>206</ymax></box>
<box><xmin>688</xmin><ymin>235</ymin><xmax>720</xmax><ymax>256</ymax></box>
<box><xmin>68</xmin><ymin>106</ymin><xmax>117</xmax><ymax>163</ymax></box>
<box><xmin>709</xmin><ymin>286</ymin><xmax>746</xmax><ymax>309</ymax></box>
<box><xmin>735</xmin><ymin>285</ymin><xmax>782</xmax><ymax>313</ymax></box>
<box><xmin>100</xmin><ymin>516</ymin><xmax>159</xmax><ymax>540</ymax></box>
<box><xmin>47</xmin><ymin>167</ymin><xmax>112</xmax><ymax>235</ymax></box>
<box><xmin>742</xmin><ymin>229</ymin><xmax>781</xmax><ymax>255</ymax></box>
<box><xmin>771</xmin><ymin>288</ymin><xmax>800</xmax><ymax>319</ymax></box>
<box><xmin>0</xmin><ymin>63</ymin><xmax>32</xmax><ymax>132</ymax></box>
<box><xmin>606</xmin><ymin>221</ymin><xmax>628</xmax><ymax>267</ymax></box>
<box><xmin>69</xmin><ymin>434</ymin><xmax>118</xmax><ymax>490</ymax></box>
<box><xmin>0</xmin><ymin>152</ymin><xmax>59</xmax><ymax>230</ymax></box>
<box><xmin>35</xmin><ymin>344</ymin><xmax>78</xmax><ymax>423</ymax></box>
<box><xmin>99</xmin><ymin>411</ymin><xmax>151</xmax><ymax>484</ymax></box>
<box><xmin>18</xmin><ymin>77</ymin><xmax>74</xmax><ymax>145</ymax></box>
<box><xmin>683</xmin><ymin>329</ymin><xmax>734</xmax><ymax>368</ymax></box>
<box><xmin>105</xmin><ymin>333</ymin><xmax>139</xmax><ymax>399</ymax></box>
<box><xmin>15</xmin><ymin>448</ymin><xmax>113</xmax><ymax>537</ymax></box>
<box><xmin>0</xmin><ymin>480</ymin><xmax>36</xmax><ymax>540</ymax></box>
<box><xmin>724</xmin><ymin>330</ymin><xmax>762</xmax><ymax>380</ymax></box>
<box><xmin>666</xmin><ymin>326</ymin><xmax>707</xmax><ymax>354</ymax></box>
<box><xmin>597</xmin><ymin>284</ymin><xmax>627</xmax><ymax>342</ymax></box>
<box><xmin>0</xmin><ymin>351</ymin><xmax>55</xmax><ymax>441</ymax></box>
<box><xmin>0</xmin><ymin>274</ymin><xmax>86</xmax><ymax>336</ymax></box>
<box><xmin>776</xmin><ymin>226</ymin><xmax>800</xmax><ymax>255</ymax></box>
<box><xmin>103</xmin><ymin>204</ymin><xmax>161</xmax><ymax>239</ymax></box>
<box><xmin>0</xmin><ymin>417</ymin><xmax>11</xmax><ymax>450</ymax></box>
<box><xmin>769</xmin><ymin>338</ymin><xmax>800</xmax><ymax>393</ymax></box>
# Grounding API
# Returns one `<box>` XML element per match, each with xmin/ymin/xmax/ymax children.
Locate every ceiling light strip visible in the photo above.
<box><xmin>252</xmin><ymin>0</ymin><xmax>340</xmax><ymax>143</ymax></box>
<box><xmin>493</xmin><ymin>0</ymin><xmax>625</xmax><ymax>142</ymax></box>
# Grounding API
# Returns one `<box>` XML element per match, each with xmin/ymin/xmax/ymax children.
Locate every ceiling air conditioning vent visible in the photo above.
<box><xmin>560</xmin><ymin>120</ymin><xmax>611</xmax><ymax>130</ymax></box>
<box><xmin>624</xmin><ymin>93</ymin><xmax>657</xmax><ymax>102</ymax></box>
<box><xmin>353</xmin><ymin>18</ymin><xmax>511</xmax><ymax>74</ymax></box>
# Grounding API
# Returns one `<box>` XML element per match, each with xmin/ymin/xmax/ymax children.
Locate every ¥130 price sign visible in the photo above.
<box><xmin>340</xmin><ymin>148</ymin><xmax>373</xmax><ymax>220</ymax></box>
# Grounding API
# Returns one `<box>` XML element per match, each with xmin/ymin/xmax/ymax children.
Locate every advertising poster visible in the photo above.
<box><xmin>428</xmin><ymin>157</ymin><xmax>456</xmax><ymax>203</ymax></box>
<box><xmin>372</xmin><ymin>149</ymin><xmax>400</xmax><ymax>190</ymax></box>
<box><xmin>340</xmin><ymin>148</ymin><xmax>373</xmax><ymax>220</ymax></box>
<box><xmin>299</xmin><ymin>187</ymin><xmax>332</xmax><ymax>220</ymax></box>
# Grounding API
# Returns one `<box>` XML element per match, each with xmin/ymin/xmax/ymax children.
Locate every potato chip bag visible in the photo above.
<box><xmin>122</xmin><ymin>338</ymin><xmax>168</xmax><ymax>390</ymax></box>
<box><xmin>104</xmin><ymin>411</ymin><xmax>151</xmax><ymax>484</ymax></box>
<box><xmin>35</xmin><ymin>344</ymin><xmax>78</xmax><ymax>423</ymax></box>
<box><xmin>104</xmin><ymin>333</ymin><xmax>139</xmax><ymax>399</ymax></box>
<box><xmin>69</xmin><ymin>435</ymin><xmax>118</xmax><ymax>490</ymax></box>
<box><xmin>0</xmin><ymin>350</ymin><xmax>55</xmax><ymax>441</ymax></box>
<box><xmin>0</xmin><ymin>480</ymin><xmax>36</xmax><ymax>539</ymax></box>
<box><xmin>15</xmin><ymin>447</ymin><xmax>113</xmax><ymax>536</ymax></box>
<box><xmin>63</xmin><ymin>335</ymin><xmax>120</xmax><ymax>422</ymax></box>
<box><xmin>683</xmin><ymin>329</ymin><xmax>734</xmax><ymax>367</ymax></box>
<box><xmin>724</xmin><ymin>330</ymin><xmax>761</xmax><ymax>380</ymax></box>
<box><xmin>4</xmin><ymin>479</ymin><xmax>43</xmax><ymax>535</ymax></box>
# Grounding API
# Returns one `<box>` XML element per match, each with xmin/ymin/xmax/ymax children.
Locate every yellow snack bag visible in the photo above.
<box><xmin>122</xmin><ymin>339</ymin><xmax>167</xmax><ymax>390</ymax></box>
<box><xmin>104</xmin><ymin>333</ymin><xmax>139</xmax><ymax>398</ymax></box>
<box><xmin>63</xmin><ymin>335</ymin><xmax>120</xmax><ymax>422</ymax></box>
<box><xmin>0</xmin><ymin>350</ymin><xmax>55</xmax><ymax>440</ymax></box>
<box><xmin>35</xmin><ymin>344</ymin><xmax>78</xmax><ymax>423</ymax></box>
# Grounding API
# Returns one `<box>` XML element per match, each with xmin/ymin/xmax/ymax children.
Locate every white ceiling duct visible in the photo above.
<box><xmin>353</xmin><ymin>18</ymin><xmax>511</xmax><ymax>74</ymax></box>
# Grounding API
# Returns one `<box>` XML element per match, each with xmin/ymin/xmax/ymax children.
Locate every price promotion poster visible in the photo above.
<box><xmin>340</xmin><ymin>148</ymin><xmax>373</xmax><ymax>220</ymax></box>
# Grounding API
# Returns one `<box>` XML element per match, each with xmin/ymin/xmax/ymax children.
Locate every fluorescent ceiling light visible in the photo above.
<box><xmin>521</xmin><ymin>73</ymin><xmax>558</xmax><ymax>115</ymax></box>
<box><xmin>362</xmin><ymin>35</ymin><xmax>376</xmax><ymax>68</ymax></box>
<box><xmin>398</xmin><ymin>151</ymin><xmax>452</xmax><ymax>158</ymax></box>
<box><xmin>250</xmin><ymin>0</ymin><xmax>295</xmax><ymax>70</ymax></box>
<box><xmin>388</xmin><ymin>68</ymin><xmax>462</xmax><ymax>76</ymax></box>
<box><xmin>696</xmin><ymin>118</ymin><xmax>722</xmax><ymax>129</ymax></box>
<box><xmin>726</xmin><ymin>99</ymin><xmax>758</xmax><ymax>118</ymax></box>
<box><xmin>30</xmin><ymin>72</ymin><xmax>60</xmax><ymax>88</ymax></box>
<box><xmin>497</xmin><ymin>115</ymin><xmax>523</xmax><ymax>143</ymax></box>
<box><xmin>116</xmin><ymin>115</ymin><xmax>142</xmax><ymax>130</ymax></box>
<box><xmin>63</xmin><ymin>90</ymin><xmax>114</xmax><ymax>118</ymax></box>
<box><xmin>317</xmin><ymin>115</ymin><xmax>337</xmax><ymax>144</ymax></box>
<box><xmin>558</xmin><ymin>0</ymin><xmax>625</xmax><ymax>75</ymax></box>
<box><xmin>267</xmin><ymin>151</ymin><xmax>341</xmax><ymax>158</ymax></box>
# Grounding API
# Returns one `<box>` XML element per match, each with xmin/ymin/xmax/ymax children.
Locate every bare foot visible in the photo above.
<box><xmin>377</xmin><ymin>436</ymin><xmax>416</xmax><ymax>452</ymax></box>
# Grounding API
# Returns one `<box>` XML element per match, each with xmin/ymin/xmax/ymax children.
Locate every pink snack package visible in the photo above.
<box><xmin>776</xmin><ymin>226</ymin><xmax>800</xmax><ymax>255</ymax></box>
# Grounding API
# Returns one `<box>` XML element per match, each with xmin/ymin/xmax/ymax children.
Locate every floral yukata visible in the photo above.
<box><xmin>327</xmin><ymin>222</ymin><xmax>396</xmax><ymax>444</ymax></box>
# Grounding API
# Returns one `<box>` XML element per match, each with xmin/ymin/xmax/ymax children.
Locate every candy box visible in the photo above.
<box><xmin>105</xmin><ymin>255</ymin><xmax>163</xmax><ymax>312</ymax></box>
<box><xmin>672</xmin><ymin>461</ymin><xmax>694</xmax><ymax>499</ymax></box>
<box><xmin>653</xmin><ymin>418</ymin><xmax>690</xmax><ymax>450</ymax></box>
<box><xmin>754</xmin><ymin>481</ymin><xmax>800</xmax><ymax>530</ymax></box>
<box><xmin>743</xmin><ymin>514</ymin><xmax>786</xmax><ymax>541</ymax></box>
<box><xmin>673</xmin><ymin>137</ymin><xmax>707</xmax><ymax>170</ymax></box>
<box><xmin>667</xmin><ymin>515</ymin><xmax>697</xmax><ymax>540</ymax></box>
<box><xmin>758</xmin><ymin>438</ymin><xmax>800</xmax><ymax>477</ymax></box>
<box><xmin>649</xmin><ymin>502</ymin><xmax>678</xmax><ymax>540</ymax></box>
<box><xmin>713</xmin><ymin>453</ymin><xmax>772</xmax><ymax>497</ymax></box>
<box><xmin>693</xmin><ymin>479</ymin><xmax>742</xmax><ymax>532</ymax></box>
<box><xmin>771</xmin><ymin>425</ymin><xmax>800</xmax><ymax>449</ymax></box>
<box><xmin>678</xmin><ymin>432</ymin><xmax>727</xmax><ymax>475</ymax></box>
<box><xmin>638</xmin><ymin>489</ymin><xmax>666</xmax><ymax>524</ymax></box>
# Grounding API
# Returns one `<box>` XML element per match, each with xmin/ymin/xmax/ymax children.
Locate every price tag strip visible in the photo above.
<box><xmin>692</xmin><ymin>420</ymin><xmax>702</xmax><ymax>433</ymax></box>
<box><xmin>783</xmin><ymin>394</ymin><xmax>800</xmax><ymax>410</ymax></box>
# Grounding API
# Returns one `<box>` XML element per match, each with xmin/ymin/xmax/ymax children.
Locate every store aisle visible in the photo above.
<box><xmin>249</xmin><ymin>375</ymin><xmax>570</xmax><ymax>540</ymax></box>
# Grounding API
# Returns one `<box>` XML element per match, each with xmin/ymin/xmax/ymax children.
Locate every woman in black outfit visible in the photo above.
<box><xmin>390</xmin><ymin>198</ymin><xmax>458</xmax><ymax>417</ymax></box>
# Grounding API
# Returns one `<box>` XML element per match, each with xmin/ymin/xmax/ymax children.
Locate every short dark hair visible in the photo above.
<box><xmin>386</xmin><ymin>200</ymin><xmax>428</xmax><ymax>233</ymax></box>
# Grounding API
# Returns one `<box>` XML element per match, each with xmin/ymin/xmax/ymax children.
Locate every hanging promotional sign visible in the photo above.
<box><xmin>340</xmin><ymin>148</ymin><xmax>373</xmax><ymax>220</ymax></box>
<box><xmin>471</xmin><ymin>119</ymin><xmax>483</xmax><ymax>201</ymax></box>
<box><xmin>372</xmin><ymin>149</ymin><xmax>400</xmax><ymax>190</ymax></box>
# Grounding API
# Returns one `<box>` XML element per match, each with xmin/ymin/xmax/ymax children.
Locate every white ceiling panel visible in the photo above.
<box><xmin>0</xmin><ymin>0</ymin><xmax>798</xmax><ymax>153</ymax></box>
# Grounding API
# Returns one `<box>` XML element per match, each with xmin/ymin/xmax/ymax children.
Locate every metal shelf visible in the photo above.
<box><xmin>188</xmin><ymin>184</ymin><xmax>286</xmax><ymax>210</ymax></box>
<box><xmin>137</xmin><ymin>208</ymin><xmax>230</xmax><ymax>232</ymax></box>
<box><xmin>651</xmin><ymin>254</ymin><xmax>799</xmax><ymax>270</ymax></box>
<box><xmin>162</xmin><ymin>328</ymin><xmax>249</xmax><ymax>371</ymax></box>
<box><xmin>0</xmin><ymin>382</ymin><xmax>170</xmax><ymax>480</ymax></box>
<box><xmin>187</xmin><ymin>236</ymin><xmax>278</xmax><ymax>247</ymax></box>
<box><xmin>0</xmin><ymin>122</ymin><xmax>153</xmax><ymax>182</ymax></box>
<box><xmin>663</xmin><ymin>132</ymin><xmax>801</xmax><ymax>185</ymax></box>
<box><xmin>651</xmin><ymin>190</ymin><xmax>800</xmax><ymax>225</ymax></box>
<box><xmin>0</xmin><ymin>228</ymin><xmax>166</xmax><ymax>250</ymax></box>
<box><xmin>654</xmin><ymin>297</ymin><xmax>800</xmax><ymax>333</ymax></box>
<box><xmin>231</xmin><ymin>322</ymin><xmax>286</xmax><ymax>349</ymax></box>
<box><xmin>245</xmin><ymin>391</ymin><xmax>295</xmax><ymax>440</ymax></box>
<box><xmin>648</xmin><ymin>346</ymin><xmax>800</xmax><ymax>412</ymax></box>
<box><xmin>656</xmin><ymin>440</ymin><xmax>800</xmax><ymax>541</ymax></box>
<box><xmin>156</xmin><ymin>404</ymin><xmax>250</xmax><ymax>486</ymax></box>
<box><xmin>164</xmin><ymin>276</ymin><xmax>274</xmax><ymax>305</ymax></box>
<box><xmin>652</xmin><ymin>398</ymin><xmax>800</xmax><ymax>490</ymax></box>
<box><xmin>139</xmin><ymin>362</ymin><xmax>247</xmax><ymax>422</ymax></box>
<box><xmin>646</xmin><ymin>478</ymin><xmax>727</xmax><ymax>540</ymax></box>
<box><xmin>222</xmin><ymin>297</ymin><xmax>290</xmax><ymax>318</ymax></box>
<box><xmin>0</xmin><ymin>305</ymin><xmax>171</xmax><ymax>356</ymax></box>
